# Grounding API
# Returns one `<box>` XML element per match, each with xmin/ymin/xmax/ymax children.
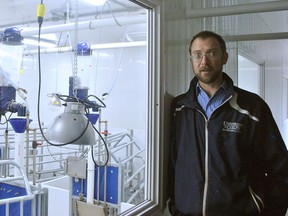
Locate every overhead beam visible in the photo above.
<box><xmin>223</xmin><ymin>32</ymin><xmax>288</xmax><ymax>42</ymax></box>
<box><xmin>186</xmin><ymin>1</ymin><xmax>288</xmax><ymax>18</ymax></box>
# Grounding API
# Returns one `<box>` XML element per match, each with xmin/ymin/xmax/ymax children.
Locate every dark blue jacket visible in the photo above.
<box><xmin>168</xmin><ymin>73</ymin><xmax>288</xmax><ymax>216</ymax></box>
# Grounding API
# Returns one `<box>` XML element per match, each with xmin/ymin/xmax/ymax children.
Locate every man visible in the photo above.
<box><xmin>168</xmin><ymin>31</ymin><xmax>288</xmax><ymax>216</ymax></box>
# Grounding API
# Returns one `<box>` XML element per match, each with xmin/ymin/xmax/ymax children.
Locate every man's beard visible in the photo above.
<box><xmin>194</xmin><ymin>65</ymin><xmax>223</xmax><ymax>85</ymax></box>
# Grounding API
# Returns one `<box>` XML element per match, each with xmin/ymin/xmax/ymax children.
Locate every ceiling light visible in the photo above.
<box><xmin>46</xmin><ymin>102</ymin><xmax>96</xmax><ymax>145</ymax></box>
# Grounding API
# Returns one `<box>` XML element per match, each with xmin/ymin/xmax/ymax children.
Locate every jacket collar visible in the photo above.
<box><xmin>179</xmin><ymin>72</ymin><xmax>235</xmax><ymax>108</ymax></box>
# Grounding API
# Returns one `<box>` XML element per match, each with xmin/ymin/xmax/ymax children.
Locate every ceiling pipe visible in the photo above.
<box><xmin>223</xmin><ymin>32</ymin><xmax>288</xmax><ymax>42</ymax></box>
<box><xmin>186</xmin><ymin>1</ymin><xmax>288</xmax><ymax>18</ymax></box>
<box><xmin>23</xmin><ymin>41</ymin><xmax>146</xmax><ymax>55</ymax></box>
<box><xmin>20</xmin><ymin>15</ymin><xmax>146</xmax><ymax>37</ymax></box>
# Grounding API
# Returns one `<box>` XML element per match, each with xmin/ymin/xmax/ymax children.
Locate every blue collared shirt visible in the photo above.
<box><xmin>196</xmin><ymin>81</ymin><xmax>229</xmax><ymax>118</ymax></box>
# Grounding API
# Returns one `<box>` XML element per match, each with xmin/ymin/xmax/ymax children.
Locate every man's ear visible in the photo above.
<box><xmin>222</xmin><ymin>52</ymin><xmax>228</xmax><ymax>64</ymax></box>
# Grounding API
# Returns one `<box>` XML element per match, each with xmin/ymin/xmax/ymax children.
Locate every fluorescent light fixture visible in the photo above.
<box><xmin>23</xmin><ymin>38</ymin><xmax>56</xmax><ymax>48</ymax></box>
<box><xmin>82</xmin><ymin>0</ymin><xmax>107</xmax><ymax>6</ymax></box>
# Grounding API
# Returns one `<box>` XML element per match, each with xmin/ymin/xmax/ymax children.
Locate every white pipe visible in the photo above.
<box><xmin>186</xmin><ymin>1</ymin><xmax>288</xmax><ymax>18</ymax></box>
<box><xmin>87</xmin><ymin>146</ymin><xmax>95</xmax><ymax>204</ymax></box>
<box><xmin>20</xmin><ymin>15</ymin><xmax>146</xmax><ymax>37</ymax></box>
<box><xmin>14</xmin><ymin>133</ymin><xmax>25</xmax><ymax>177</ymax></box>
<box><xmin>223</xmin><ymin>32</ymin><xmax>288</xmax><ymax>42</ymax></box>
<box><xmin>69</xmin><ymin>176</ymin><xmax>73</xmax><ymax>216</ymax></box>
<box><xmin>23</xmin><ymin>41</ymin><xmax>146</xmax><ymax>55</ymax></box>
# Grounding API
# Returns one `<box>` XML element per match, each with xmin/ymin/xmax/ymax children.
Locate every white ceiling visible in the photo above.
<box><xmin>0</xmin><ymin>0</ymin><xmax>287</xmax><ymax>50</ymax></box>
<box><xmin>0</xmin><ymin>0</ymin><xmax>141</xmax><ymax>29</ymax></box>
<box><xmin>0</xmin><ymin>0</ymin><xmax>147</xmax><ymax>49</ymax></box>
<box><xmin>1</xmin><ymin>0</ymin><xmax>287</xmax><ymax>30</ymax></box>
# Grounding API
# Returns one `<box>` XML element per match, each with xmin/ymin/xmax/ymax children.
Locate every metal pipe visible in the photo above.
<box><xmin>121</xmin><ymin>149</ymin><xmax>145</xmax><ymax>165</ymax></box>
<box><xmin>223</xmin><ymin>32</ymin><xmax>288</xmax><ymax>42</ymax></box>
<box><xmin>20</xmin><ymin>199</ymin><xmax>23</xmax><ymax>216</ymax></box>
<box><xmin>14</xmin><ymin>133</ymin><xmax>25</xmax><ymax>177</ymax></box>
<box><xmin>126</xmin><ymin>183</ymin><xmax>144</xmax><ymax>203</ymax></box>
<box><xmin>0</xmin><ymin>195</ymin><xmax>35</xmax><ymax>206</ymax></box>
<box><xmin>129</xmin><ymin>130</ymin><xmax>134</xmax><ymax>177</ymax></box>
<box><xmin>4</xmin><ymin>129</ymin><xmax>8</xmax><ymax>177</ymax></box>
<box><xmin>103</xmin><ymin>120</ymin><xmax>108</xmax><ymax>205</ymax></box>
<box><xmin>25</xmin><ymin>113</ymin><xmax>31</xmax><ymax>177</ymax></box>
<box><xmin>166</xmin><ymin>31</ymin><xmax>288</xmax><ymax>45</ymax></box>
<box><xmin>20</xmin><ymin>15</ymin><xmax>146</xmax><ymax>37</ymax></box>
<box><xmin>23</xmin><ymin>41</ymin><xmax>146</xmax><ymax>55</ymax></box>
<box><xmin>125</xmin><ymin>164</ymin><xmax>145</xmax><ymax>186</ymax></box>
<box><xmin>87</xmin><ymin>146</ymin><xmax>95</xmax><ymax>204</ymax></box>
<box><xmin>33</xmin><ymin>147</ymin><xmax>37</xmax><ymax>185</ymax></box>
<box><xmin>0</xmin><ymin>176</ymin><xmax>24</xmax><ymax>183</ymax></box>
<box><xmin>0</xmin><ymin>160</ymin><xmax>32</xmax><ymax>196</ymax></box>
<box><xmin>97</xmin><ymin>109</ymin><xmax>102</xmax><ymax>204</ymax></box>
<box><xmin>104</xmin><ymin>166</ymin><xmax>107</xmax><ymax>205</ymax></box>
<box><xmin>186</xmin><ymin>1</ymin><xmax>288</xmax><ymax>18</ymax></box>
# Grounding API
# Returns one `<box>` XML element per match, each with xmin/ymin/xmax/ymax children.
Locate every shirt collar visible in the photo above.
<box><xmin>196</xmin><ymin>80</ymin><xmax>228</xmax><ymax>96</ymax></box>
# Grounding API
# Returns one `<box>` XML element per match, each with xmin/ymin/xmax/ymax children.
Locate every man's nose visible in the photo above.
<box><xmin>200</xmin><ymin>55</ymin><xmax>208</xmax><ymax>64</ymax></box>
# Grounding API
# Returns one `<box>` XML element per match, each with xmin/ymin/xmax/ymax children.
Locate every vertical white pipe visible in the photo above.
<box><xmin>87</xmin><ymin>146</ymin><xmax>95</xmax><ymax>204</ymax></box>
<box><xmin>69</xmin><ymin>176</ymin><xmax>72</xmax><ymax>216</ymax></box>
<box><xmin>14</xmin><ymin>133</ymin><xmax>25</xmax><ymax>177</ymax></box>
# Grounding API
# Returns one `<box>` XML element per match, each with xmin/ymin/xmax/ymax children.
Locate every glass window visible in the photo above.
<box><xmin>0</xmin><ymin>0</ymin><xmax>161</xmax><ymax>215</ymax></box>
<box><xmin>238</xmin><ymin>54</ymin><xmax>262</xmax><ymax>96</ymax></box>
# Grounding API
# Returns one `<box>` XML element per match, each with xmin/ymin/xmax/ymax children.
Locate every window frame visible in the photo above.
<box><xmin>119</xmin><ymin>0</ymin><xmax>162</xmax><ymax>215</ymax></box>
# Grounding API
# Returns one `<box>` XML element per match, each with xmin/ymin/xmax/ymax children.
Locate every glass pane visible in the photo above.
<box><xmin>0</xmin><ymin>1</ymin><xmax>151</xmax><ymax>215</ymax></box>
<box><xmin>238</xmin><ymin>54</ymin><xmax>261</xmax><ymax>95</ymax></box>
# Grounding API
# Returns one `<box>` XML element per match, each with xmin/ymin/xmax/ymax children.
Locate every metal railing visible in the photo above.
<box><xmin>0</xmin><ymin>160</ymin><xmax>47</xmax><ymax>216</ymax></box>
<box><xmin>0</xmin><ymin>124</ymin><xmax>146</xmax><ymax>215</ymax></box>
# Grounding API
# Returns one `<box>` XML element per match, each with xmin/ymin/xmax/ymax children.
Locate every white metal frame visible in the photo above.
<box><xmin>0</xmin><ymin>160</ymin><xmax>47</xmax><ymax>216</ymax></box>
<box><xmin>118</xmin><ymin>0</ymin><xmax>162</xmax><ymax>215</ymax></box>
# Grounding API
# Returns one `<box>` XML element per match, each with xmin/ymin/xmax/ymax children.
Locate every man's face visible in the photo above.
<box><xmin>190</xmin><ymin>37</ymin><xmax>228</xmax><ymax>86</ymax></box>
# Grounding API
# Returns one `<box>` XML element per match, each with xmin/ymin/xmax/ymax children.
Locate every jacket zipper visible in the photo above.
<box><xmin>200</xmin><ymin>94</ymin><xmax>233</xmax><ymax>216</ymax></box>
<box><xmin>194</xmin><ymin>109</ymin><xmax>209</xmax><ymax>216</ymax></box>
<box><xmin>202</xmin><ymin>118</ymin><xmax>209</xmax><ymax>216</ymax></box>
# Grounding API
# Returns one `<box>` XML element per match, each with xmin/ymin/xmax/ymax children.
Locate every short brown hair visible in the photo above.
<box><xmin>189</xmin><ymin>31</ymin><xmax>227</xmax><ymax>55</ymax></box>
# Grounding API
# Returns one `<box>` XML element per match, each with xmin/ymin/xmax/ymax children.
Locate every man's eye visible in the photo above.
<box><xmin>193</xmin><ymin>53</ymin><xmax>202</xmax><ymax>58</ymax></box>
<box><xmin>208</xmin><ymin>51</ymin><xmax>218</xmax><ymax>57</ymax></box>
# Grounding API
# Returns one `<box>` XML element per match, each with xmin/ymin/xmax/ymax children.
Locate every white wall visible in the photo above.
<box><xmin>238</xmin><ymin>55</ymin><xmax>261</xmax><ymax>96</ymax></box>
<box><xmin>163</xmin><ymin>0</ymin><xmax>287</xmax><ymax>144</ymax></box>
<box><xmin>17</xmin><ymin>24</ymin><xmax>148</xmax><ymax>131</ymax></box>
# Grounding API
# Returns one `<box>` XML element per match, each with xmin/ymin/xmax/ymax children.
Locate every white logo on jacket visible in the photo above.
<box><xmin>222</xmin><ymin>121</ymin><xmax>243</xmax><ymax>133</ymax></box>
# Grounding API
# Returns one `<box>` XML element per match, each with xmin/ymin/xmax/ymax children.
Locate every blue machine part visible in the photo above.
<box><xmin>0</xmin><ymin>86</ymin><xmax>16</xmax><ymax>114</ymax></box>
<box><xmin>85</xmin><ymin>113</ymin><xmax>99</xmax><ymax>125</ymax></box>
<box><xmin>77</xmin><ymin>42</ymin><xmax>91</xmax><ymax>56</ymax></box>
<box><xmin>68</xmin><ymin>76</ymin><xmax>101</xmax><ymax>111</ymax></box>
<box><xmin>1</xmin><ymin>27</ymin><xmax>23</xmax><ymax>45</ymax></box>
<box><xmin>69</xmin><ymin>76</ymin><xmax>88</xmax><ymax>99</ymax></box>
<box><xmin>72</xmin><ymin>165</ymin><xmax>119</xmax><ymax>205</ymax></box>
<box><xmin>0</xmin><ymin>183</ymin><xmax>32</xmax><ymax>216</ymax></box>
<box><xmin>0</xmin><ymin>86</ymin><xmax>26</xmax><ymax>116</ymax></box>
<box><xmin>8</xmin><ymin>103</ymin><xmax>26</xmax><ymax>116</ymax></box>
<box><xmin>69</xmin><ymin>42</ymin><xmax>91</xmax><ymax>99</ymax></box>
